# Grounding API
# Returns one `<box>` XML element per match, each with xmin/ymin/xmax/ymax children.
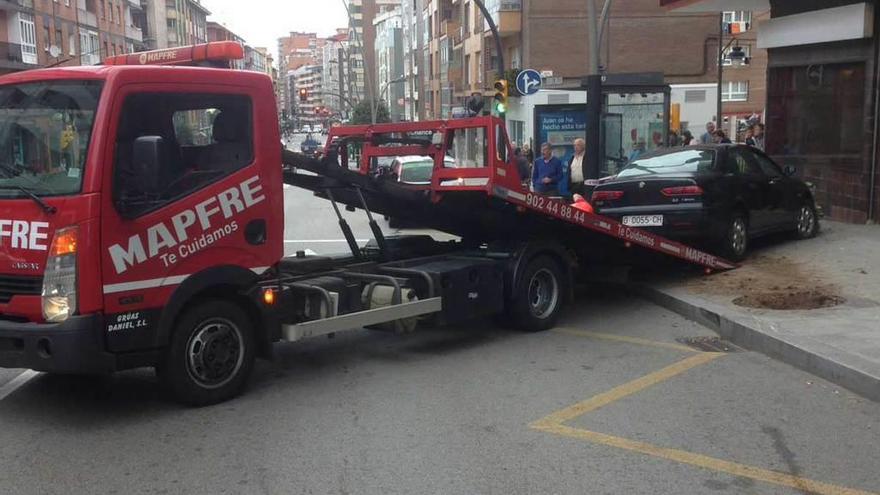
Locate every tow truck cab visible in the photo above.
<box><xmin>0</xmin><ymin>44</ymin><xmax>283</xmax><ymax>377</ymax></box>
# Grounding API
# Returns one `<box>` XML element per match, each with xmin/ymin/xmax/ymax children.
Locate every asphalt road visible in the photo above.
<box><xmin>0</xmin><ymin>137</ymin><xmax>877</xmax><ymax>494</ymax></box>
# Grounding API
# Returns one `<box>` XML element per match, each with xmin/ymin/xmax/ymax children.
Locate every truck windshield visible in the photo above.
<box><xmin>0</xmin><ymin>81</ymin><xmax>102</xmax><ymax>197</ymax></box>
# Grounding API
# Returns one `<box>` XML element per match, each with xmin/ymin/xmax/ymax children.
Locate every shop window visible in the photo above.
<box><xmin>766</xmin><ymin>63</ymin><xmax>865</xmax><ymax>157</ymax></box>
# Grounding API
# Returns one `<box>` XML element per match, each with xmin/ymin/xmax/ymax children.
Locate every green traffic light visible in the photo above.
<box><xmin>495</xmin><ymin>102</ymin><xmax>506</xmax><ymax>113</ymax></box>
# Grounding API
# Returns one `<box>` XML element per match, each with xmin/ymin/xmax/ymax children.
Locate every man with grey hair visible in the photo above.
<box><xmin>568</xmin><ymin>138</ymin><xmax>587</xmax><ymax>196</ymax></box>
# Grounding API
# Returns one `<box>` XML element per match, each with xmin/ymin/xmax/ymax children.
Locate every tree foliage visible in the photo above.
<box><xmin>351</xmin><ymin>100</ymin><xmax>392</xmax><ymax>125</ymax></box>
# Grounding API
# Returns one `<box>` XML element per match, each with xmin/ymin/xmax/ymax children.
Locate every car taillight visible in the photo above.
<box><xmin>661</xmin><ymin>185</ymin><xmax>704</xmax><ymax>197</ymax></box>
<box><xmin>591</xmin><ymin>190</ymin><xmax>624</xmax><ymax>202</ymax></box>
<box><xmin>42</xmin><ymin>226</ymin><xmax>78</xmax><ymax>323</ymax></box>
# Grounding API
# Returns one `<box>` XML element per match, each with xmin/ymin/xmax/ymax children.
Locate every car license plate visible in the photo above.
<box><xmin>622</xmin><ymin>215</ymin><xmax>663</xmax><ymax>227</ymax></box>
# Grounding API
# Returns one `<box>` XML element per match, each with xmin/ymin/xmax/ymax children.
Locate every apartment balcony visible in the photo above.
<box><xmin>0</xmin><ymin>0</ymin><xmax>33</xmax><ymax>11</ymax></box>
<box><xmin>77</xmin><ymin>8</ymin><xmax>98</xmax><ymax>27</ymax></box>
<box><xmin>0</xmin><ymin>41</ymin><xmax>38</xmax><ymax>70</ymax></box>
<box><xmin>125</xmin><ymin>25</ymin><xmax>143</xmax><ymax>42</ymax></box>
<box><xmin>486</xmin><ymin>0</ymin><xmax>521</xmax><ymax>37</ymax></box>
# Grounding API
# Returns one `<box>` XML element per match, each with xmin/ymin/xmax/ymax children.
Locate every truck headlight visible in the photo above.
<box><xmin>42</xmin><ymin>226</ymin><xmax>78</xmax><ymax>322</ymax></box>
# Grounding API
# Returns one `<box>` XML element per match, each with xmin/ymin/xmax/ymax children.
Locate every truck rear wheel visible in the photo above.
<box><xmin>158</xmin><ymin>300</ymin><xmax>255</xmax><ymax>406</ymax></box>
<box><xmin>509</xmin><ymin>256</ymin><xmax>565</xmax><ymax>332</ymax></box>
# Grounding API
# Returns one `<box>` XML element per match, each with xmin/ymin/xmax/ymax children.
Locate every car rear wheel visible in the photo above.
<box><xmin>719</xmin><ymin>214</ymin><xmax>749</xmax><ymax>261</ymax></box>
<box><xmin>794</xmin><ymin>203</ymin><xmax>819</xmax><ymax>240</ymax></box>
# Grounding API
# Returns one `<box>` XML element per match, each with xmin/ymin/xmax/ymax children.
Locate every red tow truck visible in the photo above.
<box><xmin>0</xmin><ymin>42</ymin><xmax>734</xmax><ymax>405</ymax></box>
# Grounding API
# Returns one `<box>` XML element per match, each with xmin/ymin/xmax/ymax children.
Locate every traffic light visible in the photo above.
<box><xmin>493</xmin><ymin>79</ymin><xmax>509</xmax><ymax>115</ymax></box>
<box><xmin>299</xmin><ymin>88</ymin><xmax>308</xmax><ymax>102</ymax></box>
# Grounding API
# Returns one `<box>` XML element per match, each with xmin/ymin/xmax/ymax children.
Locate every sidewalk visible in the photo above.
<box><xmin>635</xmin><ymin>220</ymin><xmax>880</xmax><ymax>401</ymax></box>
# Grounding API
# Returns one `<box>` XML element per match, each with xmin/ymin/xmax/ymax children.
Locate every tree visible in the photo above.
<box><xmin>351</xmin><ymin>100</ymin><xmax>391</xmax><ymax>125</ymax></box>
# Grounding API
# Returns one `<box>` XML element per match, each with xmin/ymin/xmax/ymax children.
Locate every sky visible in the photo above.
<box><xmin>202</xmin><ymin>0</ymin><xmax>349</xmax><ymax>57</ymax></box>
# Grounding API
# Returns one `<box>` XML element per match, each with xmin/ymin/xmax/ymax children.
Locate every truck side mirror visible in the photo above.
<box><xmin>132</xmin><ymin>136</ymin><xmax>164</xmax><ymax>194</ymax></box>
<box><xmin>115</xmin><ymin>136</ymin><xmax>165</xmax><ymax>219</ymax></box>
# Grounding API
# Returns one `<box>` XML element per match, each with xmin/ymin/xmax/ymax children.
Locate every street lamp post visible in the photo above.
<box><xmin>380</xmin><ymin>76</ymin><xmax>406</xmax><ymax>120</ymax></box>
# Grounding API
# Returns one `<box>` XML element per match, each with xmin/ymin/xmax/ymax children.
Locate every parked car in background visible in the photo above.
<box><xmin>385</xmin><ymin>155</ymin><xmax>456</xmax><ymax>227</ymax></box>
<box><xmin>590</xmin><ymin>145</ymin><xmax>819</xmax><ymax>260</ymax></box>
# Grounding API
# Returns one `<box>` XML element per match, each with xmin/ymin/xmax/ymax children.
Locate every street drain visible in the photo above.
<box><xmin>676</xmin><ymin>336</ymin><xmax>742</xmax><ymax>353</ymax></box>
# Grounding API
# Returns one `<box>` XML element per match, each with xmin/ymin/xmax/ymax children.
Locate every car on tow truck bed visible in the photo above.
<box><xmin>590</xmin><ymin>145</ymin><xmax>820</xmax><ymax>260</ymax></box>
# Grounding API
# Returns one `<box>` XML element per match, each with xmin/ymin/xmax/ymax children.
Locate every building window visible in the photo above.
<box><xmin>721</xmin><ymin>81</ymin><xmax>748</xmax><ymax>102</ymax></box>
<box><xmin>684</xmin><ymin>89</ymin><xmax>707</xmax><ymax>103</ymax></box>
<box><xmin>43</xmin><ymin>23</ymin><xmax>50</xmax><ymax>51</ymax></box>
<box><xmin>722</xmin><ymin>11</ymin><xmax>752</xmax><ymax>24</ymax></box>
<box><xmin>476</xmin><ymin>50</ymin><xmax>482</xmax><ymax>85</ymax></box>
<box><xmin>722</xmin><ymin>45</ymin><xmax>751</xmax><ymax>66</ymax></box>
<box><xmin>69</xmin><ymin>32</ymin><xmax>76</xmax><ymax>55</ymax></box>
<box><xmin>18</xmin><ymin>13</ymin><xmax>38</xmax><ymax>64</ymax></box>
<box><xmin>463</xmin><ymin>2</ymin><xmax>470</xmax><ymax>39</ymax></box>
<box><xmin>464</xmin><ymin>54</ymin><xmax>470</xmax><ymax>86</ymax></box>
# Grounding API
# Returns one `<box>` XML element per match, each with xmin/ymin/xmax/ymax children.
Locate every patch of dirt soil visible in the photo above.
<box><xmin>732</xmin><ymin>290</ymin><xmax>845</xmax><ymax>310</ymax></box>
<box><xmin>685</xmin><ymin>254</ymin><xmax>845</xmax><ymax>310</ymax></box>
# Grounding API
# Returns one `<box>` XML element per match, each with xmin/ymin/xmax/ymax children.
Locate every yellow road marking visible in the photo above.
<box><xmin>554</xmin><ymin>327</ymin><xmax>699</xmax><ymax>354</ymax></box>
<box><xmin>529</xmin><ymin>352</ymin><xmax>878</xmax><ymax>495</ymax></box>
<box><xmin>532</xmin><ymin>423</ymin><xmax>877</xmax><ymax>495</ymax></box>
<box><xmin>531</xmin><ymin>352</ymin><xmax>722</xmax><ymax>427</ymax></box>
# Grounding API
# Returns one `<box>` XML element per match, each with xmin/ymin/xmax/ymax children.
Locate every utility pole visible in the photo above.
<box><xmin>717</xmin><ymin>13</ymin><xmax>724</xmax><ymax>127</ymax></box>
<box><xmin>338</xmin><ymin>47</ymin><xmax>346</xmax><ymax>120</ymax></box>
<box><xmin>584</xmin><ymin>0</ymin><xmax>608</xmax><ymax>181</ymax></box>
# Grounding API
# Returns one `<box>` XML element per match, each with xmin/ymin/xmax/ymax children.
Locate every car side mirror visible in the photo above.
<box><xmin>783</xmin><ymin>165</ymin><xmax>797</xmax><ymax>176</ymax></box>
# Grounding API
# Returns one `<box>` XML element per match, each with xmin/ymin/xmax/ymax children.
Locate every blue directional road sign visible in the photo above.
<box><xmin>516</xmin><ymin>69</ymin><xmax>543</xmax><ymax>96</ymax></box>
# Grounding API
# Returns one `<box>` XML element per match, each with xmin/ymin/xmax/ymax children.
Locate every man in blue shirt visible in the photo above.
<box><xmin>532</xmin><ymin>143</ymin><xmax>563</xmax><ymax>195</ymax></box>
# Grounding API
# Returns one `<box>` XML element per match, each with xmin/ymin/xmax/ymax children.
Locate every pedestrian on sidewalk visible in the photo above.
<box><xmin>746</xmin><ymin>123</ymin><xmax>765</xmax><ymax>150</ymax></box>
<box><xmin>682</xmin><ymin>130</ymin><xmax>698</xmax><ymax>146</ymax></box>
<box><xmin>522</xmin><ymin>143</ymin><xmax>534</xmax><ymax>164</ymax></box>
<box><xmin>568</xmin><ymin>138</ymin><xmax>587</xmax><ymax>196</ymax></box>
<box><xmin>628</xmin><ymin>138</ymin><xmax>647</xmax><ymax>162</ymax></box>
<box><xmin>713</xmin><ymin>129</ymin><xmax>732</xmax><ymax>144</ymax></box>
<box><xmin>532</xmin><ymin>143</ymin><xmax>563</xmax><ymax>196</ymax></box>
<box><xmin>700</xmin><ymin>121</ymin><xmax>716</xmax><ymax>144</ymax></box>
<box><xmin>514</xmin><ymin>147</ymin><xmax>530</xmax><ymax>185</ymax></box>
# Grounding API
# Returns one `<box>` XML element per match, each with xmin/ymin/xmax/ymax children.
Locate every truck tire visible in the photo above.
<box><xmin>509</xmin><ymin>256</ymin><xmax>565</xmax><ymax>332</ymax></box>
<box><xmin>158</xmin><ymin>300</ymin><xmax>256</xmax><ymax>406</ymax></box>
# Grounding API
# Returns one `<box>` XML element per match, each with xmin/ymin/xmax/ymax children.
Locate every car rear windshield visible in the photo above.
<box><xmin>618</xmin><ymin>149</ymin><xmax>716</xmax><ymax>178</ymax></box>
<box><xmin>399</xmin><ymin>161</ymin><xmax>434</xmax><ymax>183</ymax></box>
<box><xmin>0</xmin><ymin>80</ymin><xmax>102</xmax><ymax>197</ymax></box>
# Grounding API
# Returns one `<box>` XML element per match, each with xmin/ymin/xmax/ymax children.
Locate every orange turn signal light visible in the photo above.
<box><xmin>50</xmin><ymin>227</ymin><xmax>78</xmax><ymax>256</ymax></box>
<box><xmin>262</xmin><ymin>288</ymin><xmax>276</xmax><ymax>305</ymax></box>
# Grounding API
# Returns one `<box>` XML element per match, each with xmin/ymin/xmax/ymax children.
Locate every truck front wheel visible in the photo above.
<box><xmin>158</xmin><ymin>300</ymin><xmax>256</xmax><ymax>406</ymax></box>
<box><xmin>509</xmin><ymin>256</ymin><xmax>565</xmax><ymax>332</ymax></box>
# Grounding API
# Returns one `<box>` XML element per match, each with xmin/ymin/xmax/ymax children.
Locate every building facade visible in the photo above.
<box><xmin>374</xmin><ymin>6</ymin><xmax>405</xmax><ymax>121</ymax></box>
<box><xmin>0</xmin><ymin>0</ymin><xmax>147</xmax><ymax>74</ymax></box>
<box><xmin>277</xmin><ymin>31</ymin><xmax>323</xmax><ymax>122</ymax></box>
<box><xmin>320</xmin><ymin>31</ymin><xmax>349</xmax><ymax>119</ymax></box>
<box><xmin>291</xmin><ymin>63</ymin><xmax>324</xmax><ymax>128</ymax></box>
<box><xmin>141</xmin><ymin>0</ymin><xmax>207</xmax><ymax>50</ymax></box>
<box><xmin>410</xmin><ymin>0</ymin><xmax>767</xmax><ymax>134</ymax></box>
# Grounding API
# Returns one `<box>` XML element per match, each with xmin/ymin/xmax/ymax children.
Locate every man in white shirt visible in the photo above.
<box><xmin>568</xmin><ymin>138</ymin><xmax>586</xmax><ymax>196</ymax></box>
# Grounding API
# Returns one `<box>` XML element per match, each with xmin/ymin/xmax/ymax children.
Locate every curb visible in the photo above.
<box><xmin>633</xmin><ymin>284</ymin><xmax>880</xmax><ymax>402</ymax></box>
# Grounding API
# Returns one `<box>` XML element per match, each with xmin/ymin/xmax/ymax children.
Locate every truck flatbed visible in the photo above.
<box><xmin>281</xmin><ymin>116</ymin><xmax>736</xmax><ymax>273</ymax></box>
